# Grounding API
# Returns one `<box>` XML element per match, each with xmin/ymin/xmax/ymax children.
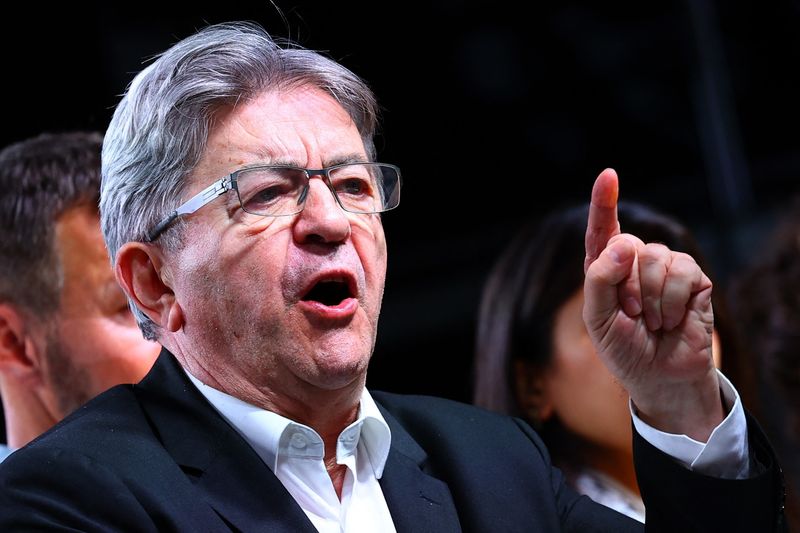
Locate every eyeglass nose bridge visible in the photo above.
<box><xmin>296</xmin><ymin>169</ymin><xmax>342</xmax><ymax>211</ymax></box>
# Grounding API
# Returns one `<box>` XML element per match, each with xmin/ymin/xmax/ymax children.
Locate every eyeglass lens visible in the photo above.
<box><xmin>235</xmin><ymin>163</ymin><xmax>400</xmax><ymax>216</ymax></box>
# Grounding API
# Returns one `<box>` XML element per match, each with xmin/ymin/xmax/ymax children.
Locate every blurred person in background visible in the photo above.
<box><xmin>0</xmin><ymin>131</ymin><xmax>161</xmax><ymax>461</ymax></box>
<box><xmin>473</xmin><ymin>200</ymin><xmax>754</xmax><ymax>523</ymax></box>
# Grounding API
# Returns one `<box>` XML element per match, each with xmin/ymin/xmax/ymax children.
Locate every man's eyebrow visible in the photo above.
<box><xmin>239</xmin><ymin>152</ymin><xmax>369</xmax><ymax>169</ymax></box>
<box><xmin>322</xmin><ymin>154</ymin><xmax>369</xmax><ymax>167</ymax></box>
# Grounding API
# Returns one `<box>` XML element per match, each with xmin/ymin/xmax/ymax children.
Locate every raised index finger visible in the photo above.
<box><xmin>584</xmin><ymin>168</ymin><xmax>621</xmax><ymax>274</ymax></box>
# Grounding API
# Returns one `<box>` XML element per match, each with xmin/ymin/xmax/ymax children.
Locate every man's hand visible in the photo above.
<box><xmin>583</xmin><ymin>168</ymin><xmax>724</xmax><ymax>442</ymax></box>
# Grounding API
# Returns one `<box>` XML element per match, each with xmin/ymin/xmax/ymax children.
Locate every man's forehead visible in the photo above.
<box><xmin>189</xmin><ymin>88</ymin><xmax>365</xmax><ymax>182</ymax></box>
<box><xmin>214</xmin><ymin>86</ymin><xmax>354</xmax><ymax>132</ymax></box>
<box><xmin>55</xmin><ymin>203</ymin><xmax>104</xmax><ymax>250</ymax></box>
<box><xmin>55</xmin><ymin>204</ymin><xmax>115</xmax><ymax>293</ymax></box>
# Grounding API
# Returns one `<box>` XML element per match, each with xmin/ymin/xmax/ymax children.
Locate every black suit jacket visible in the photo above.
<box><xmin>0</xmin><ymin>350</ymin><xmax>786</xmax><ymax>531</ymax></box>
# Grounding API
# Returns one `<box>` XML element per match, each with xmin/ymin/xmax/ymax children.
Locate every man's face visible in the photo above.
<box><xmin>42</xmin><ymin>204</ymin><xmax>161</xmax><ymax>417</ymax></box>
<box><xmin>164</xmin><ymin>86</ymin><xmax>388</xmax><ymax>403</ymax></box>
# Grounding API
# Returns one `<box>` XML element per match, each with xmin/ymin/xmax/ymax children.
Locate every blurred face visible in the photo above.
<box><xmin>43</xmin><ymin>204</ymin><xmax>160</xmax><ymax>417</ymax></box>
<box><xmin>164</xmin><ymin>86</ymin><xmax>387</xmax><ymax>403</ymax></box>
<box><xmin>545</xmin><ymin>288</ymin><xmax>634</xmax><ymax>453</ymax></box>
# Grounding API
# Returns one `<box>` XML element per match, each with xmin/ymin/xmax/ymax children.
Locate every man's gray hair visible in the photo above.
<box><xmin>100</xmin><ymin>21</ymin><xmax>380</xmax><ymax>340</ymax></box>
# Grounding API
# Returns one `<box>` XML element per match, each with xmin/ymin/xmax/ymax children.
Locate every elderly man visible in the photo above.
<box><xmin>0</xmin><ymin>23</ymin><xmax>784</xmax><ymax>531</ymax></box>
<box><xmin>0</xmin><ymin>131</ymin><xmax>160</xmax><ymax>461</ymax></box>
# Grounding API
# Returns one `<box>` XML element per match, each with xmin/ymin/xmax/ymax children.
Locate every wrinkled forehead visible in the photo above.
<box><xmin>187</xmin><ymin>87</ymin><xmax>367</xmax><ymax>192</ymax></box>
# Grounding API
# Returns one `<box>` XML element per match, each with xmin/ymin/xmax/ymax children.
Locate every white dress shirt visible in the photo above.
<box><xmin>631</xmin><ymin>370</ymin><xmax>750</xmax><ymax>479</ymax></box>
<box><xmin>186</xmin><ymin>368</ymin><xmax>749</xmax><ymax>530</ymax></box>
<box><xmin>186</xmin><ymin>373</ymin><xmax>395</xmax><ymax>533</ymax></box>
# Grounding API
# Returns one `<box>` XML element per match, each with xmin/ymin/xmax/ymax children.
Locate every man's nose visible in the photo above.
<box><xmin>292</xmin><ymin>177</ymin><xmax>351</xmax><ymax>244</ymax></box>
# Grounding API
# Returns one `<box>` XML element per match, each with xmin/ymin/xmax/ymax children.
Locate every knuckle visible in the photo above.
<box><xmin>669</xmin><ymin>258</ymin><xmax>699</xmax><ymax>279</ymax></box>
<box><xmin>638</xmin><ymin>244</ymin><xmax>669</xmax><ymax>266</ymax></box>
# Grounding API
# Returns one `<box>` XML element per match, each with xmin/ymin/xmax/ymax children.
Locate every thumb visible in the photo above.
<box><xmin>583</xmin><ymin>237</ymin><xmax>638</xmax><ymax>331</ymax></box>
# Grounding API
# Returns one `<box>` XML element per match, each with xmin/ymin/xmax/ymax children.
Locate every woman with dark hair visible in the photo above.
<box><xmin>473</xmin><ymin>200</ymin><xmax>750</xmax><ymax>523</ymax></box>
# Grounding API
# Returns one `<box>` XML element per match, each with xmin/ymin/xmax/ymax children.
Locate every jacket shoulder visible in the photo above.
<box><xmin>370</xmin><ymin>390</ymin><xmax>550</xmax><ymax>461</ymax></box>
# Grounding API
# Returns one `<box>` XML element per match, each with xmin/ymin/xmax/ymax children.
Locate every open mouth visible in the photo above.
<box><xmin>300</xmin><ymin>277</ymin><xmax>355</xmax><ymax>307</ymax></box>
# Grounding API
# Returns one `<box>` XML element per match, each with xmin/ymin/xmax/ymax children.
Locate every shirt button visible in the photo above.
<box><xmin>290</xmin><ymin>433</ymin><xmax>307</xmax><ymax>449</ymax></box>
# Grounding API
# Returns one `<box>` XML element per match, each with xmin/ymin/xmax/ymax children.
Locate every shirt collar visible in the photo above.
<box><xmin>184</xmin><ymin>370</ymin><xmax>391</xmax><ymax>478</ymax></box>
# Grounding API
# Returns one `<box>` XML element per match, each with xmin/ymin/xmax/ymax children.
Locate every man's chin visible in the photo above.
<box><xmin>303</xmin><ymin>356</ymin><xmax>370</xmax><ymax>393</ymax></box>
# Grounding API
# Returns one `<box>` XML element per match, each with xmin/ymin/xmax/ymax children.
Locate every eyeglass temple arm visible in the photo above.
<box><xmin>145</xmin><ymin>177</ymin><xmax>232</xmax><ymax>242</ymax></box>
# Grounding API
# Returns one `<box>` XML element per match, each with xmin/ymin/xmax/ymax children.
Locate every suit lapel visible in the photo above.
<box><xmin>377</xmin><ymin>403</ymin><xmax>462</xmax><ymax>533</ymax></box>
<box><xmin>135</xmin><ymin>351</ymin><xmax>461</xmax><ymax>532</ymax></box>
<box><xmin>190</xmin><ymin>446</ymin><xmax>317</xmax><ymax>532</ymax></box>
<box><xmin>135</xmin><ymin>350</ymin><xmax>316</xmax><ymax>533</ymax></box>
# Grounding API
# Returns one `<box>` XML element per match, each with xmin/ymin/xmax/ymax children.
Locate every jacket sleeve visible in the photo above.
<box><xmin>0</xmin><ymin>446</ymin><xmax>159</xmax><ymax>532</ymax></box>
<box><xmin>633</xmin><ymin>410</ymin><xmax>788</xmax><ymax>532</ymax></box>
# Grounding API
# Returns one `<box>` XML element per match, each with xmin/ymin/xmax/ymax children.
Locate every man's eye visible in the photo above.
<box><xmin>253</xmin><ymin>186</ymin><xmax>283</xmax><ymax>203</ymax></box>
<box><xmin>244</xmin><ymin>184</ymin><xmax>292</xmax><ymax>210</ymax></box>
<box><xmin>336</xmin><ymin>178</ymin><xmax>369</xmax><ymax>196</ymax></box>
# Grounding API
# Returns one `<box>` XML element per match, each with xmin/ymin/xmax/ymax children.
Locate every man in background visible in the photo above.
<box><xmin>0</xmin><ymin>131</ymin><xmax>161</xmax><ymax>460</ymax></box>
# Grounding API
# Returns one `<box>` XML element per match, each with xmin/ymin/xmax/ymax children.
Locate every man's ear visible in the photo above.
<box><xmin>115</xmin><ymin>242</ymin><xmax>184</xmax><ymax>333</ymax></box>
<box><xmin>513</xmin><ymin>358</ymin><xmax>554</xmax><ymax>425</ymax></box>
<box><xmin>0</xmin><ymin>304</ymin><xmax>42</xmax><ymax>381</ymax></box>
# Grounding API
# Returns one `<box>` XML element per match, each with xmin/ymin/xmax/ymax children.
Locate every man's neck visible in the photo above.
<box><xmin>168</xmin><ymin>341</ymin><xmax>365</xmax><ymax>438</ymax></box>
<box><xmin>181</xmin><ymin>363</ymin><xmax>363</xmax><ymax>500</ymax></box>
<box><xmin>1</xmin><ymin>381</ymin><xmax>60</xmax><ymax>449</ymax></box>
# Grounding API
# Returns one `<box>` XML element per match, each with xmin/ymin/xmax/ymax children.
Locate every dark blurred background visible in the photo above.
<box><xmin>1</xmin><ymin>1</ymin><xmax>799</xmax><ymax>405</ymax></box>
